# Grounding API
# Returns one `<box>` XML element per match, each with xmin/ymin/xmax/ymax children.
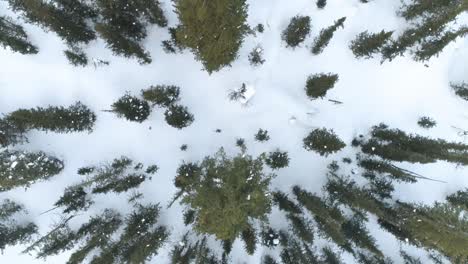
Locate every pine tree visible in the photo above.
<box><xmin>446</xmin><ymin>188</ymin><xmax>468</xmax><ymax>210</ymax></box>
<box><xmin>357</xmin><ymin>158</ymin><xmax>417</xmax><ymax>183</ymax></box>
<box><xmin>356</xmin><ymin>123</ymin><xmax>468</xmax><ymax>165</ymax></box>
<box><xmin>0</xmin><ymin>118</ymin><xmax>28</xmax><ymax>147</ymax></box>
<box><xmin>378</xmin><ymin>202</ymin><xmax>468</xmax><ymax>262</ymax></box>
<box><xmin>0</xmin><ymin>199</ymin><xmax>37</xmax><ymax>251</ymax></box>
<box><xmin>0</xmin><ymin>15</ymin><xmax>38</xmax><ymax>54</ymax></box>
<box><xmin>286</xmin><ymin>214</ymin><xmax>314</xmax><ymax>244</ymax></box>
<box><xmin>400</xmin><ymin>250</ymin><xmax>422</xmax><ymax>264</ymax></box>
<box><xmin>261</xmin><ymin>227</ymin><xmax>280</xmax><ymax>247</ymax></box>
<box><xmin>279</xmin><ymin>231</ymin><xmax>319</xmax><ymax>264</ymax></box>
<box><xmin>320</xmin><ymin>247</ymin><xmax>342</xmax><ymax>264</ymax></box>
<box><xmin>54</xmin><ymin>186</ymin><xmax>93</xmax><ymax>214</ymax></box>
<box><xmin>111</xmin><ymin>94</ymin><xmax>151</xmax><ymax>123</ymax></box>
<box><xmin>142</xmin><ymin>85</ymin><xmax>181</xmax><ymax>108</ymax></box>
<box><xmin>273</xmin><ymin>191</ymin><xmax>303</xmax><ymax>215</ymax></box>
<box><xmin>170</xmin><ymin>234</ymin><xmax>221</xmax><ymax>264</ymax></box>
<box><xmin>349</xmin><ymin>30</ymin><xmax>393</xmax><ymax>59</ymax></box>
<box><xmin>164</xmin><ymin>105</ymin><xmax>194</xmax><ymax>129</ymax></box>
<box><xmin>92</xmin><ymin>203</ymin><xmax>169</xmax><ymax>263</ymax></box>
<box><xmin>67</xmin><ymin>209</ymin><xmax>122</xmax><ymax>264</ymax></box>
<box><xmin>94</xmin><ymin>0</ymin><xmax>167</xmax><ymax>64</ymax></box>
<box><xmin>183</xmin><ymin>209</ymin><xmax>195</xmax><ymax>225</ymax></box>
<box><xmin>303</xmin><ymin>128</ymin><xmax>346</xmax><ymax>156</ymax></box>
<box><xmin>64</xmin><ymin>48</ymin><xmax>88</xmax><ymax>66</ymax></box>
<box><xmin>450</xmin><ymin>82</ymin><xmax>468</xmax><ymax>101</ymax></box>
<box><xmin>414</xmin><ymin>27</ymin><xmax>468</xmax><ymax>61</ymax></box>
<box><xmin>0</xmin><ymin>150</ymin><xmax>64</xmax><ymax>192</ymax></box>
<box><xmin>241</xmin><ymin>224</ymin><xmax>257</xmax><ymax>255</ymax></box>
<box><xmin>174</xmin><ymin>148</ymin><xmax>274</xmax><ymax>241</ymax></box>
<box><xmin>255</xmin><ymin>129</ymin><xmax>270</xmax><ymax>142</ymax></box>
<box><xmin>265</xmin><ymin>150</ymin><xmax>290</xmax><ymax>169</ymax></box>
<box><xmin>316</xmin><ymin>0</ymin><xmax>327</xmax><ymax>9</ymax></box>
<box><xmin>305</xmin><ymin>73</ymin><xmax>339</xmax><ymax>99</ymax></box>
<box><xmin>282</xmin><ymin>16</ymin><xmax>311</xmax><ymax>48</ymax></box>
<box><xmin>76</xmin><ymin>156</ymin><xmax>156</xmax><ymax>194</ymax></box>
<box><xmin>417</xmin><ymin>116</ymin><xmax>436</xmax><ymax>129</ymax></box>
<box><xmin>311</xmin><ymin>17</ymin><xmax>346</xmax><ymax>55</ymax></box>
<box><xmin>173</xmin><ymin>0</ymin><xmax>249</xmax><ymax>73</ymax></box>
<box><xmin>341</xmin><ymin>215</ymin><xmax>382</xmax><ymax>257</ymax></box>
<box><xmin>6</xmin><ymin>0</ymin><xmax>96</xmax><ymax>45</ymax></box>
<box><xmin>5</xmin><ymin>102</ymin><xmax>96</xmax><ymax>133</ymax></box>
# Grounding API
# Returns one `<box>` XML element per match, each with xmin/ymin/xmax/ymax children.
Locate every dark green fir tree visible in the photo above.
<box><xmin>0</xmin><ymin>150</ymin><xmax>64</xmax><ymax>192</ymax></box>
<box><xmin>0</xmin><ymin>199</ymin><xmax>37</xmax><ymax>251</ymax></box>
<box><xmin>311</xmin><ymin>17</ymin><xmax>346</xmax><ymax>55</ymax></box>
<box><xmin>142</xmin><ymin>85</ymin><xmax>180</xmax><ymax>108</ymax></box>
<box><xmin>110</xmin><ymin>94</ymin><xmax>151</xmax><ymax>123</ymax></box>
<box><xmin>173</xmin><ymin>0</ymin><xmax>249</xmax><ymax>73</ymax></box>
<box><xmin>303</xmin><ymin>128</ymin><xmax>346</xmax><ymax>156</ymax></box>
<box><xmin>305</xmin><ymin>73</ymin><xmax>339</xmax><ymax>99</ymax></box>
<box><xmin>265</xmin><ymin>150</ymin><xmax>290</xmax><ymax>169</ymax></box>
<box><xmin>0</xmin><ymin>15</ymin><xmax>38</xmax><ymax>54</ymax></box>
<box><xmin>164</xmin><ymin>105</ymin><xmax>194</xmax><ymax>129</ymax></box>
<box><xmin>349</xmin><ymin>30</ymin><xmax>393</xmax><ymax>59</ymax></box>
<box><xmin>282</xmin><ymin>16</ymin><xmax>311</xmax><ymax>48</ymax></box>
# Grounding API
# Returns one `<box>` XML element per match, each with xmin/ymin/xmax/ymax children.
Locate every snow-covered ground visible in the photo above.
<box><xmin>1</xmin><ymin>0</ymin><xmax>467</xmax><ymax>263</ymax></box>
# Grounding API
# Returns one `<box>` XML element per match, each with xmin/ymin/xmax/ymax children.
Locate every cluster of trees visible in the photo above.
<box><xmin>3</xmin><ymin>0</ymin><xmax>167</xmax><ymax>65</ymax></box>
<box><xmin>110</xmin><ymin>86</ymin><xmax>194</xmax><ymax>129</ymax></box>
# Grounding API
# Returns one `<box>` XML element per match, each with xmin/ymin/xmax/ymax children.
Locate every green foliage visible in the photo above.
<box><xmin>350</xmin><ymin>30</ymin><xmax>393</xmax><ymax>59</ymax></box>
<box><xmin>64</xmin><ymin>49</ymin><xmax>88</xmax><ymax>66</ymax></box>
<box><xmin>183</xmin><ymin>210</ymin><xmax>196</xmax><ymax>225</ymax></box>
<box><xmin>311</xmin><ymin>17</ymin><xmax>346</xmax><ymax>55</ymax></box>
<box><xmin>249</xmin><ymin>46</ymin><xmax>265</xmax><ymax>66</ymax></box>
<box><xmin>265</xmin><ymin>150</ymin><xmax>290</xmax><ymax>169</ymax></box>
<box><xmin>170</xmin><ymin>234</ymin><xmax>221</xmax><ymax>264</ymax></box>
<box><xmin>357</xmin><ymin>158</ymin><xmax>417</xmax><ymax>183</ymax></box>
<box><xmin>317</xmin><ymin>0</ymin><xmax>327</xmax><ymax>9</ymax></box>
<box><xmin>357</xmin><ymin>123</ymin><xmax>468</xmax><ymax>164</ymax></box>
<box><xmin>94</xmin><ymin>0</ymin><xmax>167</xmax><ymax>64</ymax></box>
<box><xmin>142</xmin><ymin>85</ymin><xmax>181</xmax><ymax>108</ymax></box>
<box><xmin>400</xmin><ymin>250</ymin><xmax>422</xmax><ymax>264</ymax></box>
<box><xmin>342</xmin><ymin>215</ymin><xmax>382</xmax><ymax>257</ymax></box>
<box><xmin>174</xmin><ymin>0</ymin><xmax>249</xmax><ymax>73</ymax></box>
<box><xmin>241</xmin><ymin>224</ymin><xmax>257</xmax><ymax>255</ymax></box>
<box><xmin>256</xmin><ymin>24</ymin><xmax>265</xmax><ymax>33</ymax></box>
<box><xmin>76</xmin><ymin>156</ymin><xmax>155</xmax><ymax>194</ymax></box>
<box><xmin>5</xmin><ymin>102</ymin><xmax>96</xmax><ymax>133</ymax></box>
<box><xmin>286</xmin><ymin>214</ymin><xmax>314</xmax><ymax>244</ymax></box>
<box><xmin>273</xmin><ymin>191</ymin><xmax>302</xmax><ymax>215</ymax></box>
<box><xmin>175</xmin><ymin>148</ymin><xmax>274</xmax><ymax>241</ymax></box>
<box><xmin>305</xmin><ymin>73</ymin><xmax>339</xmax><ymax>99</ymax></box>
<box><xmin>379</xmin><ymin>202</ymin><xmax>468</xmax><ymax>262</ymax></box>
<box><xmin>255</xmin><ymin>129</ymin><xmax>270</xmax><ymax>142</ymax></box>
<box><xmin>279</xmin><ymin>231</ymin><xmax>318</xmax><ymax>264</ymax></box>
<box><xmin>414</xmin><ymin>27</ymin><xmax>468</xmax><ymax>61</ymax></box>
<box><xmin>0</xmin><ymin>15</ymin><xmax>38</xmax><ymax>54</ymax></box>
<box><xmin>54</xmin><ymin>186</ymin><xmax>93</xmax><ymax>214</ymax></box>
<box><xmin>111</xmin><ymin>94</ymin><xmax>151</xmax><ymax>123</ymax></box>
<box><xmin>262</xmin><ymin>255</ymin><xmax>278</xmax><ymax>264</ymax></box>
<box><xmin>0</xmin><ymin>118</ymin><xmax>28</xmax><ymax>147</ymax></box>
<box><xmin>7</xmin><ymin>0</ymin><xmax>96</xmax><ymax>45</ymax></box>
<box><xmin>165</xmin><ymin>105</ymin><xmax>195</xmax><ymax>129</ymax></box>
<box><xmin>92</xmin><ymin>203</ymin><xmax>169</xmax><ymax>263</ymax></box>
<box><xmin>446</xmin><ymin>188</ymin><xmax>468</xmax><ymax>210</ymax></box>
<box><xmin>417</xmin><ymin>116</ymin><xmax>436</xmax><ymax>129</ymax></box>
<box><xmin>261</xmin><ymin>227</ymin><xmax>280</xmax><ymax>247</ymax></box>
<box><xmin>0</xmin><ymin>199</ymin><xmax>37</xmax><ymax>251</ymax></box>
<box><xmin>0</xmin><ymin>150</ymin><xmax>63</xmax><ymax>192</ymax></box>
<box><xmin>320</xmin><ymin>247</ymin><xmax>343</xmax><ymax>264</ymax></box>
<box><xmin>303</xmin><ymin>128</ymin><xmax>346</xmax><ymax>156</ymax></box>
<box><xmin>282</xmin><ymin>16</ymin><xmax>311</xmax><ymax>48</ymax></box>
<box><xmin>451</xmin><ymin>82</ymin><xmax>468</xmax><ymax>101</ymax></box>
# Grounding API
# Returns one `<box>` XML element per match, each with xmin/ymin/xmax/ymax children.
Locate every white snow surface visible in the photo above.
<box><xmin>0</xmin><ymin>0</ymin><xmax>467</xmax><ymax>263</ymax></box>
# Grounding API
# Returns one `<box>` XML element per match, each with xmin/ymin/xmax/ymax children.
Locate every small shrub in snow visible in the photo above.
<box><xmin>111</xmin><ymin>94</ymin><xmax>151</xmax><ymax>123</ymax></box>
<box><xmin>282</xmin><ymin>16</ymin><xmax>311</xmax><ymax>48</ymax></box>
<box><xmin>249</xmin><ymin>46</ymin><xmax>265</xmax><ymax>66</ymax></box>
<box><xmin>451</xmin><ymin>82</ymin><xmax>468</xmax><ymax>101</ymax></box>
<box><xmin>164</xmin><ymin>105</ymin><xmax>194</xmax><ymax>129</ymax></box>
<box><xmin>236</xmin><ymin>138</ymin><xmax>247</xmax><ymax>151</ymax></box>
<box><xmin>316</xmin><ymin>0</ymin><xmax>327</xmax><ymax>9</ymax></box>
<box><xmin>265</xmin><ymin>150</ymin><xmax>290</xmax><ymax>169</ymax></box>
<box><xmin>142</xmin><ymin>85</ymin><xmax>180</xmax><ymax>107</ymax></box>
<box><xmin>256</xmin><ymin>23</ymin><xmax>264</xmax><ymax>33</ymax></box>
<box><xmin>417</xmin><ymin>116</ymin><xmax>436</xmax><ymax>129</ymax></box>
<box><xmin>180</xmin><ymin>144</ymin><xmax>188</xmax><ymax>151</ymax></box>
<box><xmin>305</xmin><ymin>73</ymin><xmax>339</xmax><ymax>99</ymax></box>
<box><xmin>255</xmin><ymin>129</ymin><xmax>270</xmax><ymax>142</ymax></box>
<box><xmin>303</xmin><ymin>128</ymin><xmax>346</xmax><ymax>156</ymax></box>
